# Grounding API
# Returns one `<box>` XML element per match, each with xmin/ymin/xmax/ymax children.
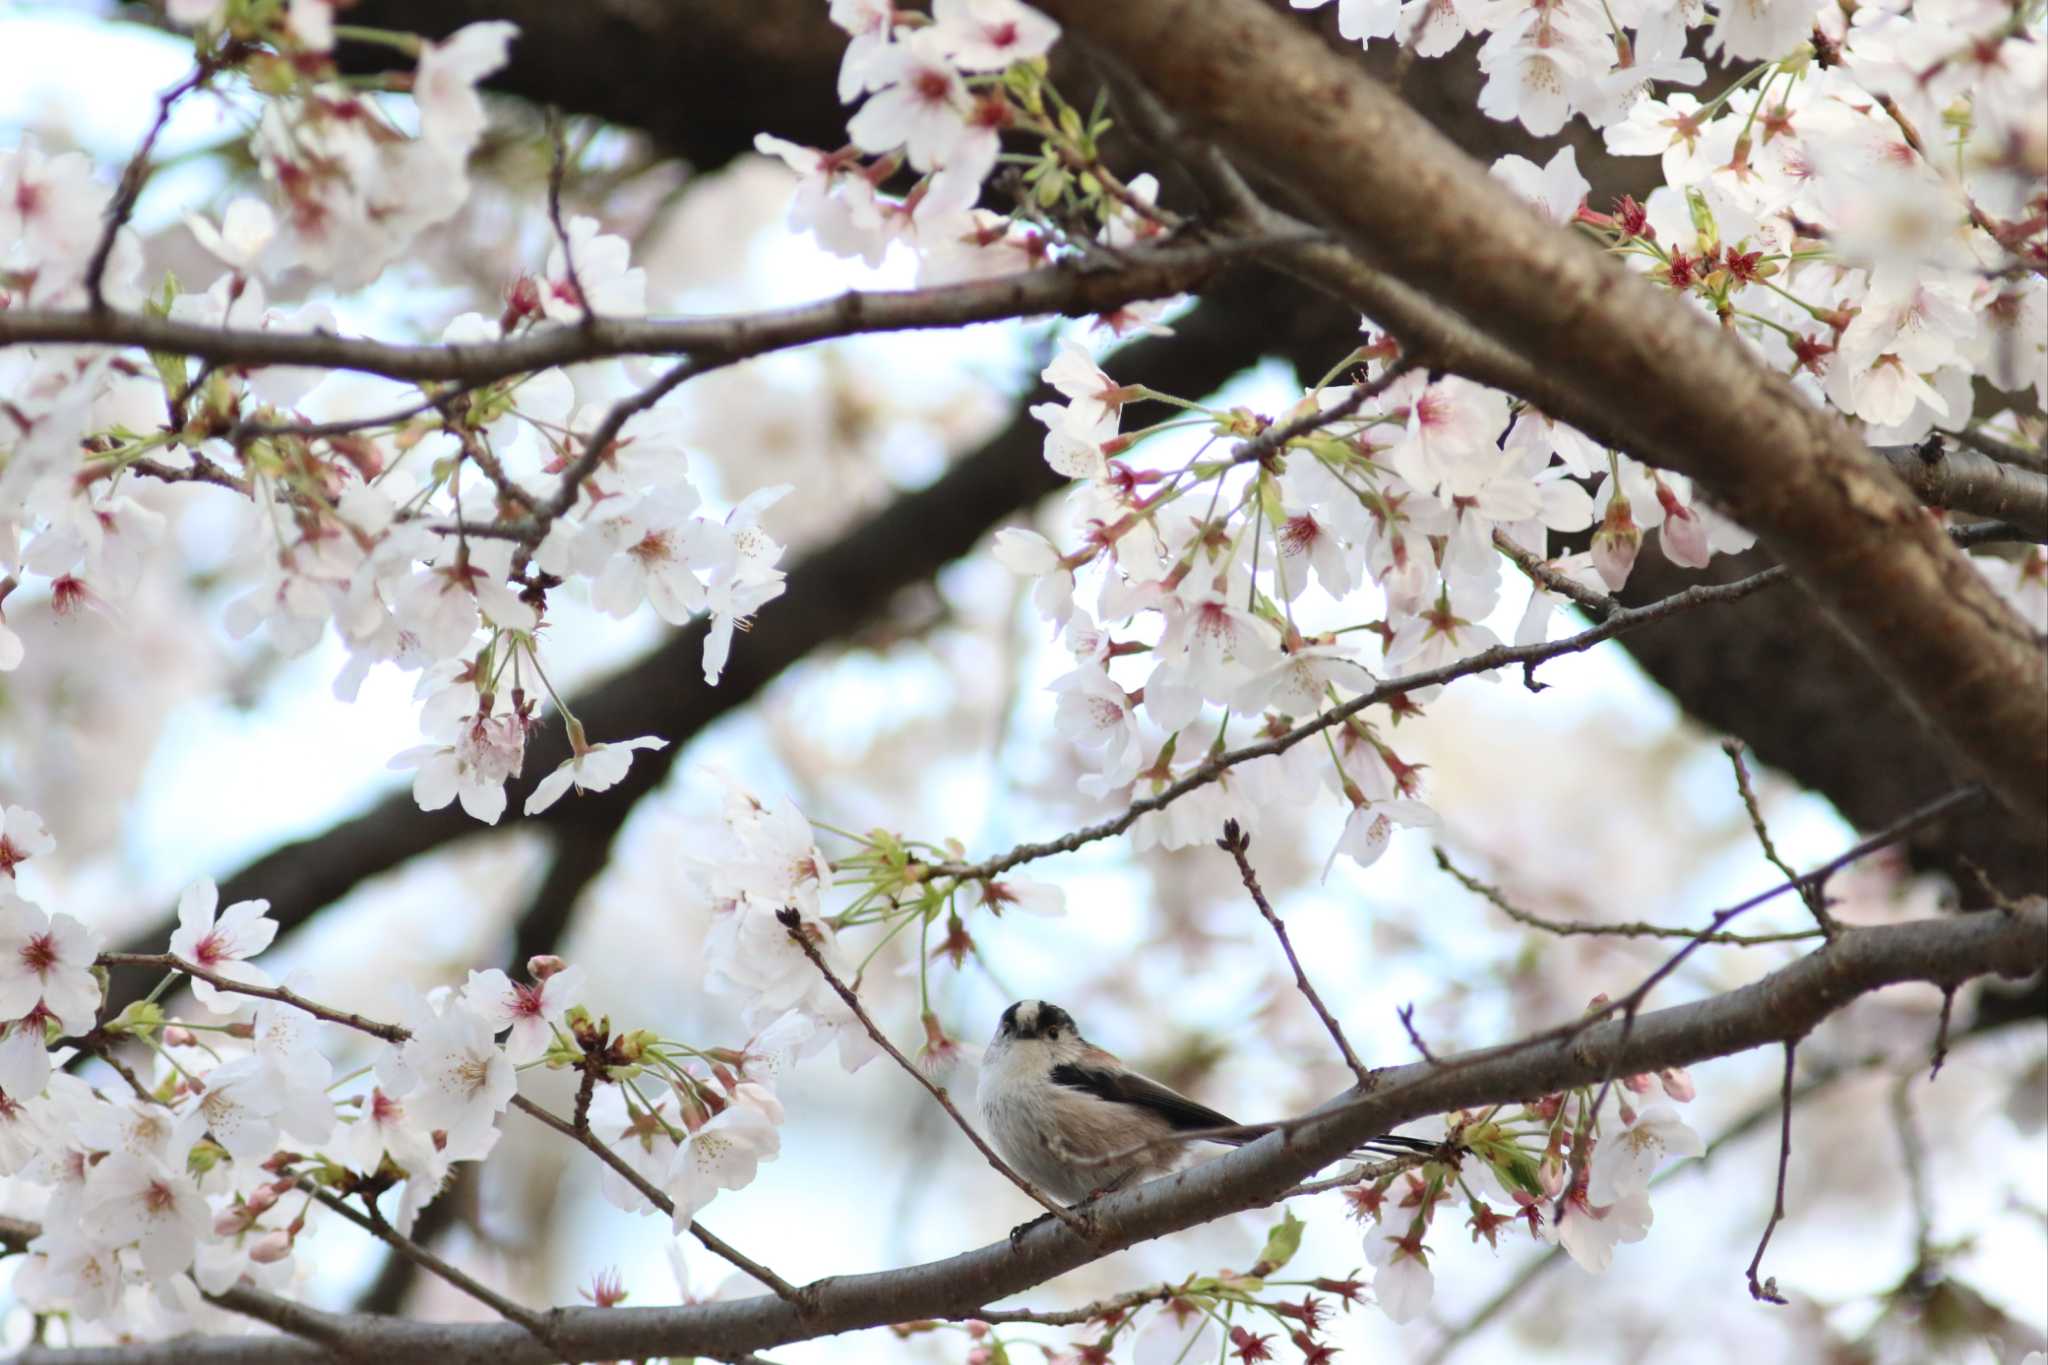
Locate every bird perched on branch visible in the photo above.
<box><xmin>977</xmin><ymin>998</ymin><xmax>1440</xmax><ymax>1205</ymax></box>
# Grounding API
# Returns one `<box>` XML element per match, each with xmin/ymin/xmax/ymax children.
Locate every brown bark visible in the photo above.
<box><xmin>1032</xmin><ymin>0</ymin><xmax>2048</xmax><ymax>826</ymax></box>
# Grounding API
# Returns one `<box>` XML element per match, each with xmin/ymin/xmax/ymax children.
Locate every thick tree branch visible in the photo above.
<box><xmin>1876</xmin><ymin>440</ymin><xmax>2048</xmax><ymax>540</ymax></box>
<box><xmin>1034</xmin><ymin>0</ymin><xmax>2048</xmax><ymax>824</ymax></box>
<box><xmin>24</xmin><ymin>904</ymin><xmax>2043</xmax><ymax>1365</ymax></box>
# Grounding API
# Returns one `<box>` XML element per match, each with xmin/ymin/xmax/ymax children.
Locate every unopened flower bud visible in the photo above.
<box><xmin>1591</xmin><ymin>496</ymin><xmax>1641</xmax><ymax>591</ymax></box>
<box><xmin>248</xmin><ymin>1230</ymin><xmax>294</xmax><ymax>1264</ymax></box>
<box><xmin>163</xmin><ymin>1025</ymin><xmax>196</xmax><ymax>1046</ymax></box>
<box><xmin>527</xmin><ymin>954</ymin><xmax>568</xmax><ymax>982</ymax></box>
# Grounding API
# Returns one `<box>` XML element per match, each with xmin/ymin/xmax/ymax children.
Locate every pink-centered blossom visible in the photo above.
<box><xmin>168</xmin><ymin>878</ymin><xmax>279</xmax><ymax>1011</ymax></box>
<box><xmin>0</xmin><ymin>889</ymin><xmax>103</xmax><ymax>1033</ymax></box>
<box><xmin>1364</xmin><ymin>1226</ymin><xmax>1434</xmax><ymax>1323</ymax></box>
<box><xmin>460</xmin><ymin>963</ymin><xmax>588</xmax><ymax>1061</ymax></box>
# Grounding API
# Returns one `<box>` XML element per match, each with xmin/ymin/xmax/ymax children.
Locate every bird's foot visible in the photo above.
<box><xmin>1008</xmin><ymin>1210</ymin><xmax>1054</xmax><ymax>1250</ymax></box>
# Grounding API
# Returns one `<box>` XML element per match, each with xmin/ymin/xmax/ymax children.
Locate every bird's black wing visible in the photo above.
<box><xmin>1048</xmin><ymin>1062</ymin><xmax>1444</xmax><ymax>1156</ymax></box>
<box><xmin>1048</xmin><ymin>1062</ymin><xmax>1252</xmax><ymax>1137</ymax></box>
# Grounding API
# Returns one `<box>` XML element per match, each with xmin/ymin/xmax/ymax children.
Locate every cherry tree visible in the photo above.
<box><xmin>0</xmin><ymin>0</ymin><xmax>2042</xmax><ymax>1361</ymax></box>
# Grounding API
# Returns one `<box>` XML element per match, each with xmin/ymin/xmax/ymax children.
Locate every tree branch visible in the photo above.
<box><xmin>1218</xmin><ymin>821</ymin><xmax>1368</xmax><ymax>1086</ymax></box>
<box><xmin>99</xmin><ymin>271</ymin><xmax>1368</xmax><ymax>1019</ymax></box>
<box><xmin>1876</xmin><ymin>439</ymin><xmax>2048</xmax><ymax>540</ymax></box>
<box><xmin>773</xmin><ymin>909</ymin><xmax>1087</xmax><ymax>1233</ymax></box>
<box><xmin>0</xmin><ymin>237</ymin><xmax>1291</xmax><ymax>384</ymax></box>
<box><xmin>23</xmin><ymin>904</ymin><xmax>2042</xmax><ymax>1364</ymax></box>
<box><xmin>1034</xmin><ymin>0</ymin><xmax>2048</xmax><ymax>825</ymax></box>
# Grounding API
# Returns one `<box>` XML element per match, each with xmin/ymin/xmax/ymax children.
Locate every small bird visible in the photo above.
<box><xmin>977</xmin><ymin>998</ymin><xmax>1438</xmax><ymax>1205</ymax></box>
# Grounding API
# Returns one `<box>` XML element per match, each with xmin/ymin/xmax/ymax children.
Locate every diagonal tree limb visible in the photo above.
<box><xmin>1032</xmin><ymin>0</ymin><xmax>2048</xmax><ymax>825</ymax></box>
<box><xmin>22</xmin><ymin>903</ymin><xmax>2045</xmax><ymax>1365</ymax></box>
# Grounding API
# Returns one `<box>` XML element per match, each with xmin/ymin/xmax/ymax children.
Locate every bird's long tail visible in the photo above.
<box><xmin>1208</xmin><ymin>1127</ymin><xmax>1445</xmax><ymax>1158</ymax></box>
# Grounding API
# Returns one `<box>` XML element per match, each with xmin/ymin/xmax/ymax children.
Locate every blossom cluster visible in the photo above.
<box><xmin>1349</xmin><ymin>1066</ymin><xmax>1702</xmax><ymax>1323</ymax></box>
<box><xmin>988</xmin><ymin>344</ymin><xmax>1758</xmax><ymax>873</ymax></box>
<box><xmin>1</xmin><ymin>12</ymin><xmax>794</xmax><ymax>828</ymax></box>
<box><xmin>0</xmin><ymin>804</ymin><xmax>823</xmax><ymax>1340</ymax></box>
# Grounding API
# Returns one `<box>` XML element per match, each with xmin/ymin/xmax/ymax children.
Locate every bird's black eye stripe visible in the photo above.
<box><xmin>999</xmin><ymin>1002</ymin><xmax>1022</xmax><ymax>1036</ymax></box>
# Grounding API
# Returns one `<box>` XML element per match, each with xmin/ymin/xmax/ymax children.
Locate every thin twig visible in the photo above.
<box><xmin>1890</xmin><ymin>1072</ymin><xmax>1936</xmax><ymax>1267</ymax></box>
<box><xmin>507</xmin><ymin>1094</ymin><xmax>808</xmax><ymax>1306</ymax></box>
<box><xmin>97</xmin><ymin>953</ymin><xmax>410</xmax><ymax>1042</ymax></box>
<box><xmin>298</xmin><ymin>1180</ymin><xmax>560</xmax><ymax>1343</ymax></box>
<box><xmin>1721</xmin><ymin>740</ymin><xmax>1834</xmax><ymax>936</ymax></box>
<box><xmin>972</xmin><ymin>1283</ymin><xmax>1182</xmax><ymax>1327</ymax></box>
<box><xmin>773</xmin><ymin>908</ymin><xmax>1089</xmax><ymax>1233</ymax></box>
<box><xmin>1492</xmin><ymin>530</ymin><xmax>1614</xmax><ymax>617</ymax></box>
<box><xmin>1555</xmin><ymin>785</ymin><xmax>1982</xmax><ymax>1215</ymax></box>
<box><xmin>1744</xmin><ymin>1040</ymin><xmax>1799</xmax><ymax>1304</ymax></box>
<box><xmin>1227</xmin><ymin>358</ymin><xmax>1417</xmax><ymax>469</ymax></box>
<box><xmin>545</xmin><ymin>111</ymin><xmax>595</xmax><ymax>333</ymax></box>
<box><xmin>1360</xmin><ymin>785</ymin><xmax>1989</xmax><ymax>1173</ymax></box>
<box><xmin>929</xmin><ymin>564</ymin><xmax>1798</xmax><ymax>884</ymax></box>
<box><xmin>1432</xmin><ymin>848</ymin><xmax>1824</xmax><ymax>946</ymax></box>
<box><xmin>1278</xmin><ymin>1149</ymin><xmax>1431</xmax><ymax>1199</ymax></box>
<box><xmin>1418</xmin><ymin>1054</ymin><xmax>1885</xmax><ymax>1365</ymax></box>
<box><xmin>1929</xmin><ymin>986</ymin><xmax>1957</xmax><ymax>1079</ymax></box>
<box><xmin>545</xmin><ymin>356</ymin><xmax>702</xmax><ymax>519</ymax></box>
<box><xmin>1396</xmin><ymin>1004</ymin><xmax>1439</xmax><ymax>1065</ymax></box>
<box><xmin>1219</xmin><ymin>820</ymin><xmax>1368</xmax><ymax>1086</ymax></box>
<box><xmin>86</xmin><ymin>62</ymin><xmax>213</xmax><ymax>310</ymax></box>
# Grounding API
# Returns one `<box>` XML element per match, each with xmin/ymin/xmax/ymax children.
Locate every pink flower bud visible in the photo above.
<box><xmin>1538</xmin><ymin>1154</ymin><xmax>1566</xmax><ymax>1198</ymax></box>
<box><xmin>249</xmin><ymin>1230</ymin><xmax>294</xmax><ymax>1264</ymax></box>
<box><xmin>1660</xmin><ymin>501</ymin><xmax>1711</xmax><ymax>569</ymax></box>
<box><xmin>527</xmin><ymin>954</ymin><xmax>568</xmax><ymax>982</ymax></box>
<box><xmin>1659</xmin><ymin>1066</ymin><xmax>1697</xmax><ymax>1102</ymax></box>
<box><xmin>163</xmin><ymin>1025</ymin><xmax>196</xmax><ymax>1046</ymax></box>
<box><xmin>244</xmin><ymin>1183</ymin><xmax>281</xmax><ymax>1215</ymax></box>
<box><xmin>214</xmin><ymin>1209</ymin><xmax>250</xmax><ymax>1236</ymax></box>
<box><xmin>1622</xmin><ymin>1072</ymin><xmax>1652</xmax><ymax>1094</ymax></box>
<box><xmin>1591</xmin><ymin>497</ymin><xmax>1642</xmax><ymax>590</ymax></box>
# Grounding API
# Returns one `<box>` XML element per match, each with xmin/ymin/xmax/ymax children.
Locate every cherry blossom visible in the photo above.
<box><xmin>0</xmin><ymin>888</ymin><xmax>103</xmax><ymax>1032</ymax></box>
<box><xmin>666</xmin><ymin>1085</ymin><xmax>782</xmax><ymax>1228</ymax></box>
<box><xmin>525</xmin><ymin>734</ymin><xmax>670</xmax><ymax>815</ymax></box>
<box><xmin>1364</xmin><ymin>1226</ymin><xmax>1434</xmax><ymax>1323</ymax></box>
<box><xmin>931</xmin><ymin>0</ymin><xmax>1060</xmax><ymax>71</ymax></box>
<box><xmin>1050</xmin><ymin>662</ymin><xmax>1144</xmax><ymax>791</ymax></box>
<box><xmin>1541</xmin><ymin>1183</ymin><xmax>1654</xmax><ymax>1272</ymax></box>
<box><xmin>461</xmin><ymin>963</ymin><xmax>588</xmax><ymax>1062</ymax></box>
<box><xmin>397</xmin><ymin>996</ymin><xmax>518</xmax><ymax>1153</ymax></box>
<box><xmin>848</xmin><ymin>30</ymin><xmax>974</xmax><ymax>173</ymax></box>
<box><xmin>1588</xmin><ymin>1104</ymin><xmax>1704</xmax><ymax>1204</ymax></box>
<box><xmin>80</xmin><ymin>1152</ymin><xmax>210</xmax><ymax>1281</ymax></box>
<box><xmin>167</xmin><ymin>878</ymin><xmax>279</xmax><ymax>1011</ymax></box>
<box><xmin>0</xmin><ymin>804</ymin><xmax>55</xmax><ymax>878</ymax></box>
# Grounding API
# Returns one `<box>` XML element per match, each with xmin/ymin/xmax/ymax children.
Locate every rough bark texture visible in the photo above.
<box><xmin>1031</xmin><ymin>0</ymin><xmax>2048</xmax><ymax>827</ymax></box>
<box><xmin>124</xmin><ymin>0</ymin><xmax>2039</xmax><ymax>994</ymax></box>
<box><xmin>33</xmin><ymin>905</ymin><xmax>2048</xmax><ymax>1365</ymax></box>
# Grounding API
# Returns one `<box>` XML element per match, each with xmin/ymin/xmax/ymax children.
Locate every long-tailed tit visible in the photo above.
<box><xmin>978</xmin><ymin>998</ymin><xmax>1438</xmax><ymax>1205</ymax></box>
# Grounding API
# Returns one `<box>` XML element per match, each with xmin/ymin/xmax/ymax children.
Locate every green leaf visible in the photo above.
<box><xmin>106</xmin><ymin>1000</ymin><xmax>166</xmax><ymax>1039</ymax></box>
<box><xmin>1257</xmin><ymin>1209</ymin><xmax>1306</xmax><ymax>1273</ymax></box>
<box><xmin>1493</xmin><ymin>1149</ymin><xmax>1545</xmax><ymax>1198</ymax></box>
